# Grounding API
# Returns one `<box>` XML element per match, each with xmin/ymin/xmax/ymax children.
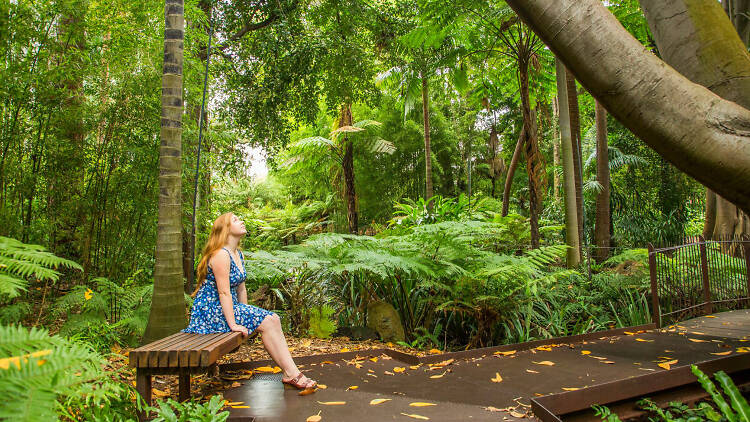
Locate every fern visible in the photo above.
<box><xmin>0</xmin><ymin>324</ymin><xmax>126</xmax><ymax>422</ymax></box>
<box><xmin>308</xmin><ymin>305</ymin><xmax>337</xmax><ymax>339</ymax></box>
<box><xmin>0</xmin><ymin>236</ymin><xmax>81</xmax><ymax>299</ymax></box>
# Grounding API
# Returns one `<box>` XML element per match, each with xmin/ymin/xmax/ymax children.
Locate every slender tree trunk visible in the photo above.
<box><xmin>504</xmin><ymin>0</ymin><xmax>750</xmax><ymax>214</ymax></box>
<box><xmin>640</xmin><ymin>0</ymin><xmax>750</xmax><ymax>241</ymax></box>
<box><xmin>594</xmin><ymin>101</ymin><xmax>611</xmax><ymax>262</ymax></box>
<box><xmin>143</xmin><ymin>0</ymin><xmax>187</xmax><ymax>343</ymax></box>
<box><xmin>336</xmin><ymin>104</ymin><xmax>358</xmax><ymax>234</ymax></box>
<box><xmin>724</xmin><ymin>0</ymin><xmax>750</xmax><ymax>46</ymax></box>
<box><xmin>566</xmin><ymin>71</ymin><xmax>585</xmax><ymax>255</ymax></box>
<box><xmin>488</xmin><ymin>126</ymin><xmax>504</xmax><ymax>198</ymax></box>
<box><xmin>552</xmin><ymin>97</ymin><xmax>560</xmax><ymax>203</ymax></box>
<box><xmin>502</xmin><ymin>126</ymin><xmax>525</xmax><ymax>216</ymax></box>
<box><xmin>421</xmin><ymin>77</ymin><xmax>433</xmax><ymax>206</ymax></box>
<box><xmin>519</xmin><ymin>59</ymin><xmax>542</xmax><ymax>248</ymax></box>
<box><xmin>556</xmin><ymin>59</ymin><xmax>581</xmax><ymax>267</ymax></box>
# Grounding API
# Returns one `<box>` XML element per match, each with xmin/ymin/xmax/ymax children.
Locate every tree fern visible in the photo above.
<box><xmin>0</xmin><ymin>236</ymin><xmax>81</xmax><ymax>299</ymax></box>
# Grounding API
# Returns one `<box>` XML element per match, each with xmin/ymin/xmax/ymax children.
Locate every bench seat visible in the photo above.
<box><xmin>129</xmin><ymin>331</ymin><xmax>252</xmax><ymax>418</ymax></box>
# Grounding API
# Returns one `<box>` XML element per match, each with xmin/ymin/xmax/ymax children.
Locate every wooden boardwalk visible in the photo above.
<box><xmin>221</xmin><ymin>310</ymin><xmax>750</xmax><ymax>421</ymax></box>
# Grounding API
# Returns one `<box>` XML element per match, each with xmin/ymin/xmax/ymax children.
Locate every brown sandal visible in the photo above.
<box><xmin>282</xmin><ymin>372</ymin><xmax>317</xmax><ymax>390</ymax></box>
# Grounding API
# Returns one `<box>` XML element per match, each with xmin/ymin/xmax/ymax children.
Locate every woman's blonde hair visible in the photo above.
<box><xmin>192</xmin><ymin>212</ymin><xmax>238</xmax><ymax>296</ymax></box>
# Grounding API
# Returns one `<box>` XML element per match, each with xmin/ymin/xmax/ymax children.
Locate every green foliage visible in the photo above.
<box><xmin>150</xmin><ymin>395</ymin><xmax>229</xmax><ymax>422</ymax></box>
<box><xmin>0</xmin><ymin>324</ymin><xmax>136</xmax><ymax>421</ymax></box>
<box><xmin>52</xmin><ymin>275</ymin><xmax>154</xmax><ymax>350</ymax></box>
<box><xmin>0</xmin><ymin>236</ymin><xmax>81</xmax><ymax>299</ymax></box>
<box><xmin>308</xmin><ymin>304</ymin><xmax>338</xmax><ymax>339</ymax></box>
<box><xmin>692</xmin><ymin>365</ymin><xmax>750</xmax><ymax>422</ymax></box>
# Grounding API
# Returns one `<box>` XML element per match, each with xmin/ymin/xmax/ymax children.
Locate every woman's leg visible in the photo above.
<box><xmin>256</xmin><ymin>313</ymin><xmax>315</xmax><ymax>387</ymax></box>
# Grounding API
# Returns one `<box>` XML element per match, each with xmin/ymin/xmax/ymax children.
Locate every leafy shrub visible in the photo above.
<box><xmin>308</xmin><ymin>304</ymin><xmax>337</xmax><ymax>339</ymax></box>
<box><xmin>0</xmin><ymin>324</ymin><xmax>136</xmax><ymax>421</ymax></box>
<box><xmin>150</xmin><ymin>395</ymin><xmax>229</xmax><ymax>422</ymax></box>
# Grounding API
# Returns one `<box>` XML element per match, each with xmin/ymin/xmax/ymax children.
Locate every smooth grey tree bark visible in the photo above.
<box><xmin>504</xmin><ymin>0</ymin><xmax>750</xmax><ymax>214</ymax></box>
<box><xmin>594</xmin><ymin>101</ymin><xmax>610</xmax><ymax>262</ymax></box>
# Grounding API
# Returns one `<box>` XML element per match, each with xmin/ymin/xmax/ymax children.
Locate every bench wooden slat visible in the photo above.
<box><xmin>187</xmin><ymin>333</ymin><xmax>234</xmax><ymax>367</ymax></box>
<box><xmin>169</xmin><ymin>333</ymin><xmax>225</xmax><ymax>367</ymax></box>
<box><xmin>180</xmin><ymin>334</ymin><xmax>226</xmax><ymax>367</ymax></box>
<box><xmin>150</xmin><ymin>334</ymin><xmax>196</xmax><ymax>368</ymax></box>
<box><xmin>129</xmin><ymin>332</ymin><xmax>185</xmax><ymax>368</ymax></box>
<box><xmin>200</xmin><ymin>332</ymin><xmax>244</xmax><ymax>366</ymax></box>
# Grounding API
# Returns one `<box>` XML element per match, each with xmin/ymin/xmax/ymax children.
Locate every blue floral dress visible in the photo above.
<box><xmin>183</xmin><ymin>248</ymin><xmax>275</xmax><ymax>334</ymax></box>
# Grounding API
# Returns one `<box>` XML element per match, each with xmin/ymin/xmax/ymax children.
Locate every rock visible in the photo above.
<box><xmin>334</xmin><ymin>326</ymin><xmax>378</xmax><ymax>341</ymax></box>
<box><xmin>366</xmin><ymin>301</ymin><xmax>405</xmax><ymax>343</ymax></box>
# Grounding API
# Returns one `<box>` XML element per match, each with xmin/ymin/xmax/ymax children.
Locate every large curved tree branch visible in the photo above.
<box><xmin>504</xmin><ymin>0</ymin><xmax>750</xmax><ymax>214</ymax></box>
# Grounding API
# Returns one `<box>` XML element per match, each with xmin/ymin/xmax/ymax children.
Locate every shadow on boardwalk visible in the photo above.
<box><xmin>221</xmin><ymin>310</ymin><xmax>750</xmax><ymax>421</ymax></box>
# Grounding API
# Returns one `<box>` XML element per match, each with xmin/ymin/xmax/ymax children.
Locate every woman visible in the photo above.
<box><xmin>183</xmin><ymin>212</ymin><xmax>317</xmax><ymax>390</ymax></box>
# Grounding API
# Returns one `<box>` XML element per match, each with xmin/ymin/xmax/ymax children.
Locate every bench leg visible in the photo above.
<box><xmin>179</xmin><ymin>370</ymin><xmax>191</xmax><ymax>402</ymax></box>
<box><xmin>136</xmin><ymin>370</ymin><xmax>152</xmax><ymax>421</ymax></box>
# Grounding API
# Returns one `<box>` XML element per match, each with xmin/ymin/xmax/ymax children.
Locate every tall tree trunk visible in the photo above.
<box><xmin>640</xmin><ymin>0</ymin><xmax>750</xmax><ymax>241</ymax></box>
<box><xmin>48</xmin><ymin>7</ymin><xmax>87</xmax><ymax>261</ymax></box>
<box><xmin>724</xmin><ymin>0</ymin><xmax>750</xmax><ymax>46</ymax></box>
<box><xmin>421</xmin><ymin>77</ymin><xmax>433</xmax><ymax>206</ymax></box>
<box><xmin>143</xmin><ymin>0</ymin><xmax>187</xmax><ymax>343</ymax></box>
<box><xmin>552</xmin><ymin>97</ymin><xmax>560</xmax><ymax>203</ymax></box>
<box><xmin>504</xmin><ymin>0</ymin><xmax>750</xmax><ymax>214</ymax></box>
<box><xmin>488</xmin><ymin>126</ymin><xmax>504</xmax><ymax>198</ymax></box>
<box><xmin>594</xmin><ymin>100</ymin><xmax>611</xmax><ymax>262</ymax></box>
<box><xmin>566</xmin><ymin>71</ymin><xmax>585</xmax><ymax>255</ymax></box>
<box><xmin>502</xmin><ymin>126</ymin><xmax>525</xmax><ymax>216</ymax></box>
<box><xmin>338</xmin><ymin>104</ymin><xmax>357</xmax><ymax>234</ymax></box>
<box><xmin>556</xmin><ymin>58</ymin><xmax>581</xmax><ymax>267</ymax></box>
<box><xmin>519</xmin><ymin>59</ymin><xmax>542</xmax><ymax>249</ymax></box>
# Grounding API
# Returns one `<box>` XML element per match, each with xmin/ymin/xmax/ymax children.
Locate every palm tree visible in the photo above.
<box><xmin>282</xmin><ymin>111</ymin><xmax>394</xmax><ymax>234</ymax></box>
<box><xmin>143</xmin><ymin>0</ymin><xmax>187</xmax><ymax>343</ymax></box>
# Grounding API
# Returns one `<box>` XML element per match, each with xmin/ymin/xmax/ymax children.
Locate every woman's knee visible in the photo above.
<box><xmin>258</xmin><ymin>313</ymin><xmax>281</xmax><ymax>332</ymax></box>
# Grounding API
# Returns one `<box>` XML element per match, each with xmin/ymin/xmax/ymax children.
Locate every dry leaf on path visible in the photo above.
<box><xmin>711</xmin><ymin>351</ymin><xmax>732</xmax><ymax>356</ymax></box>
<box><xmin>429</xmin><ymin>371</ymin><xmax>446</xmax><ymax>379</ymax></box>
<box><xmin>409</xmin><ymin>365</ymin><xmax>421</xmax><ymax>370</ymax></box>
<box><xmin>346</xmin><ymin>386</ymin><xmax>358</xmax><ymax>391</ymax></box>
<box><xmin>316</xmin><ymin>384</ymin><xmax>327</xmax><ymax>389</ymax></box>
<box><xmin>688</xmin><ymin>338</ymin><xmax>707</xmax><ymax>343</ymax></box>
<box><xmin>393</xmin><ymin>367</ymin><xmax>405</xmax><ymax>373</ymax></box>
<box><xmin>658</xmin><ymin>359</ymin><xmax>678</xmax><ymax>370</ymax></box>
<box><xmin>231</xmin><ymin>406</ymin><xmax>250</xmax><ymax>409</ymax></box>
<box><xmin>509</xmin><ymin>410</ymin><xmax>526</xmax><ymax>418</ymax></box>
<box><xmin>580</xmin><ymin>350</ymin><xmax>591</xmax><ymax>355</ymax></box>
<box><xmin>705</xmin><ymin>315</ymin><xmax>717</xmax><ymax>318</ymax></box>
<box><xmin>226</xmin><ymin>402</ymin><xmax>244</xmax><ymax>406</ymax></box>
<box><xmin>410</xmin><ymin>402</ymin><xmax>437</xmax><ymax>407</ymax></box>
<box><xmin>536</xmin><ymin>346</ymin><xmax>552</xmax><ymax>351</ymax></box>
<box><xmin>306</xmin><ymin>415</ymin><xmax>322</xmax><ymax>422</ymax></box>
<box><xmin>298</xmin><ymin>388</ymin><xmax>316</xmax><ymax>396</ymax></box>
<box><xmin>317</xmin><ymin>401</ymin><xmax>346</xmax><ymax>405</ymax></box>
<box><xmin>533</xmin><ymin>361</ymin><xmax>555</xmax><ymax>366</ymax></box>
<box><xmin>401</xmin><ymin>413</ymin><xmax>430</xmax><ymax>420</ymax></box>
<box><xmin>485</xmin><ymin>406</ymin><xmax>503</xmax><ymax>412</ymax></box>
<box><xmin>370</xmin><ymin>398</ymin><xmax>391</xmax><ymax>405</ymax></box>
<box><xmin>428</xmin><ymin>349</ymin><xmax>442</xmax><ymax>354</ymax></box>
<box><xmin>562</xmin><ymin>387</ymin><xmax>580</xmax><ymax>391</ymax></box>
<box><xmin>601</xmin><ymin>361</ymin><xmax>615</xmax><ymax>364</ymax></box>
<box><xmin>491</xmin><ymin>372</ymin><xmax>503</xmax><ymax>383</ymax></box>
<box><xmin>526</xmin><ymin>369</ymin><xmax>539</xmax><ymax>374</ymax></box>
<box><xmin>635</xmin><ymin>339</ymin><xmax>654</xmax><ymax>342</ymax></box>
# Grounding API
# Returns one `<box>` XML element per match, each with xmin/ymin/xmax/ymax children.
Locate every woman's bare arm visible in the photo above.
<box><xmin>236</xmin><ymin>282</ymin><xmax>248</xmax><ymax>305</ymax></box>
<box><xmin>211</xmin><ymin>252</ymin><xmax>247</xmax><ymax>335</ymax></box>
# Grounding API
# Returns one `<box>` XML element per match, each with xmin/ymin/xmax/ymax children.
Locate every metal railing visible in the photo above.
<box><xmin>648</xmin><ymin>236</ymin><xmax>750</xmax><ymax>327</ymax></box>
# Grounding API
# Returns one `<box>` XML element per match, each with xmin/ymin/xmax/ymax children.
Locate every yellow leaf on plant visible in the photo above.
<box><xmin>491</xmin><ymin>372</ymin><xmax>503</xmax><ymax>383</ymax></box>
<box><xmin>580</xmin><ymin>350</ymin><xmax>591</xmax><ymax>355</ymax></box>
<box><xmin>370</xmin><ymin>398</ymin><xmax>391</xmax><ymax>405</ymax></box>
<box><xmin>410</xmin><ymin>402</ymin><xmax>437</xmax><ymax>407</ymax></box>
<box><xmin>84</xmin><ymin>289</ymin><xmax>93</xmax><ymax>300</ymax></box>
<box><xmin>393</xmin><ymin>367</ymin><xmax>405</xmax><ymax>373</ymax></box>
<box><xmin>317</xmin><ymin>401</ymin><xmax>346</xmax><ymax>405</ymax></box>
<box><xmin>533</xmin><ymin>361</ymin><xmax>555</xmax><ymax>366</ymax></box>
<box><xmin>400</xmin><ymin>413</ymin><xmax>430</xmax><ymax>420</ymax></box>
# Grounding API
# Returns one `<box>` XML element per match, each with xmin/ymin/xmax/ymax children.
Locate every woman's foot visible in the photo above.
<box><xmin>282</xmin><ymin>372</ymin><xmax>317</xmax><ymax>389</ymax></box>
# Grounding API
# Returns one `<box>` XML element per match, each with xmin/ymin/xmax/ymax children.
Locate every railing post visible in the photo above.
<box><xmin>743</xmin><ymin>235</ymin><xmax>750</xmax><ymax>307</ymax></box>
<box><xmin>698</xmin><ymin>235</ymin><xmax>713</xmax><ymax>315</ymax></box>
<box><xmin>648</xmin><ymin>243</ymin><xmax>661</xmax><ymax>327</ymax></box>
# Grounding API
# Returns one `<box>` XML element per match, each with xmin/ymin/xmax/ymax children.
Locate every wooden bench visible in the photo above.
<box><xmin>129</xmin><ymin>331</ymin><xmax>253</xmax><ymax>410</ymax></box>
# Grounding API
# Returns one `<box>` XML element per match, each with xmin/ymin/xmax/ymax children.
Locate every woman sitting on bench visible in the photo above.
<box><xmin>183</xmin><ymin>212</ymin><xmax>317</xmax><ymax>390</ymax></box>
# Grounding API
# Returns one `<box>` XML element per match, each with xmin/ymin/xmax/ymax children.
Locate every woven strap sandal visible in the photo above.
<box><xmin>282</xmin><ymin>372</ymin><xmax>317</xmax><ymax>390</ymax></box>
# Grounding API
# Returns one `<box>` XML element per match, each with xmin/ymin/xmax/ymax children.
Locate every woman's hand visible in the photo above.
<box><xmin>229</xmin><ymin>323</ymin><xmax>249</xmax><ymax>337</ymax></box>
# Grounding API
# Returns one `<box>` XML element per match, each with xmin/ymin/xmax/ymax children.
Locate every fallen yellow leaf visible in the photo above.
<box><xmin>370</xmin><ymin>398</ymin><xmax>391</xmax><ymax>405</ymax></box>
<box><xmin>346</xmin><ymin>385</ymin><xmax>358</xmax><ymax>390</ymax></box>
<box><xmin>409</xmin><ymin>365</ymin><xmax>421</xmax><ymax>370</ymax></box>
<box><xmin>369</xmin><ymin>357</ymin><xmax>378</xmax><ymax>363</ymax></box>
<box><xmin>152</xmin><ymin>388</ymin><xmax>169</xmax><ymax>398</ymax></box>
<box><xmin>340</xmin><ymin>348</ymin><xmax>350</xmax><ymax>352</ymax></box>
<box><xmin>254</xmin><ymin>366</ymin><xmax>275</xmax><ymax>372</ymax></box>
<box><xmin>635</xmin><ymin>338</ymin><xmax>653</xmax><ymax>342</ymax></box>
<box><xmin>306</xmin><ymin>415</ymin><xmax>322</xmax><ymax>422</ymax></box>
<box><xmin>393</xmin><ymin>367</ymin><xmax>405</xmax><ymax>373</ymax></box>
<box><xmin>485</xmin><ymin>406</ymin><xmax>503</xmax><ymax>412</ymax></box>
<box><xmin>273</xmin><ymin>366</ymin><xmax>282</xmax><ymax>373</ymax></box>
<box><xmin>536</xmin><ymin>346</ymin><xmax>552</xmax><ymax>351</ymax></box>
<box><xmin>321</xmin><ymin>361</ymin><xmax>335</xmax><ymax>365</ymax></box>
<box><xmin>401</xmin><ymin>413</ymin><xmax>430</xmax><ymax>420</ymax></box>
<box><xmin>428</xmin><ymin>348</ymin><xmax>442</xmax><ymax>354</ymax></box>
<box><xmin>429</xmin><ymin>372</ymin><xmax>445</xmax><ymax>379</ymax></box>
<box><xmin>533</xmin><ymin>361</ymin><xmax>555</xmax><ymax>366</ymax></box>
<box><xmin>688</xmin><ymin>338</ymin><xmax>707</xmax><ymax>343</ymax></box>
<box><xmin>491</xmin><ymin>372</ymin><xmax>503</xmax><ymax>383</ymax></box>
<box><xmin>510</xmin><ymin>411</ymin><xmax>526</xmax><ymax>418</ymax></box>
<box><xmin>231</xmin><ymin>406</ymin><xmax>250</xmax><ymax>409</ymax></box>
<box><xmin>226</xmin><ymin>402</ymin><xmax>244</xmax><ymax>406</ymax></box>
<box><xmin>658</xmin><ymin>359</ymin><xmax>678</xmax><ymax>370</ymax></box>
<box><xmin>317</xmin><ymin>401</ymin><xmax>346</xmax><ymax>405</ymax></box>
<box><xmin>410</xmin><ymin>402</ymin><xmax>437</xmax><ymax>407</ymax></box>
<box><xmin>711</xmin><ymin>351</ymin><xmax>732</xmax><ymax>356</ymax></box>
<box><xmin>624</xmin><ymin>331</ymin><xmax>636</xmax><ymax>335</ymax></box>
<box><xmin>494</xmin><ymin>350</ymin><xmax>516</xmax><ymax>356</ymax></box>
<box><xmin>580</xmin><ymin>350</ymin><xmax>591</xmax><ymax>355</ymax></box>
<box><xmin>316</xmin><ymin>384</ymin><xmax>327</xmax><ymax>389</ymax></box>
<box><xmin>705</xmin><ymin>315</ymin><xmax>717</xmax><ymax>318</ymax></box>
<box><xmin>526</xmin><ymin>369</ymin><xmax>539</xmax><ymax>373</ymax></box>
<box><xmin>601</xmin><ymin>361</ymin><xmax>615</xmax><ymax>364</ymax></box>
<box><xmin>562</xmin><ymin>387</ymin><xmax>580</xmax><ymax>391</ymax></box>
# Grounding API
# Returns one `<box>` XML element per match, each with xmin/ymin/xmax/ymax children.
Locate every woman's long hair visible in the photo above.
<box><xmin>192</xmin><ymin>212</ymin><xmax>236</xmax><ymax>296</ymax></box>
